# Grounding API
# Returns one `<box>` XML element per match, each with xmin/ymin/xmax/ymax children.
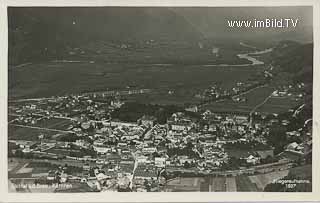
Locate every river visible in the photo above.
<box><xmin>237</xmin><ymin>48</ymin><xmax>273</xmax><ymax>66</ymax></box>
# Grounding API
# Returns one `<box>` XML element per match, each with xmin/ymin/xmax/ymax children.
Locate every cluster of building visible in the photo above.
<box><xmin>271</xmin><ymin>83</ymin><xmax>306</xmax><ymax>99</ymax></box>
<box><xmin>8</xmin><ymin>86</ymin><xmax>312</xmax><ymax>192</ymax></box>
<box><xmin>195</xmin><ymin>80</ymin><xmax>262</xmax><ymax>102</ymax></box>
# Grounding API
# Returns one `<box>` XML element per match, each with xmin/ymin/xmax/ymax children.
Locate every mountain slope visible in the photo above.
<box><xmin>8</xmin><ymin>7</ymin><xmax>202</xmax><ymax>65</ymax></box>
<box><xmin>271</xmin><ymin>41</ymin><xmax>312</xmax><ymax>75</ymax></box>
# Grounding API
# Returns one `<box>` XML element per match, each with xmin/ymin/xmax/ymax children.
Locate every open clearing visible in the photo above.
<box><xmin>8</xmin><ymin>124</ymin><xmax>68</xmax><ymax>141</ymax></box>
<box><xmin>235</xmin><ymin>175</ymin><xmax>259</xmax><ymax>191</ymax></box>
<box><xmin>32</xmin><ymin>117</ymin><xmax>73</xmax><ymax>131</ymax></box>
<box><xmin>202</xmin><ymin>86</ymin><xmax>274</xmax><ymax>114</ymax></box>
<box><xmin>257</xmin><ymin>97</ymin><xmax>302</xmax><ymax>114</ymax></box>
<box><xmin>9</xmin><ymin>62</ymin><xmax>261</xmax><ymax>100</ymax></box>
<box><xmin>202</xmin><ymin>86</ymin><xmax>301</xmax><ymax>114</ymax></box>
<box><xmin>248</xmin><ymin>170</ymin><xmax>289</xmax><ymax>191</ymax></box>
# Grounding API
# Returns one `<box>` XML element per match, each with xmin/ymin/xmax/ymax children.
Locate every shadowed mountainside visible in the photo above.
<box><xmin>8</xmin><ymin>7</ymin><xmax>203</xmax><ymax>65</ymax></box>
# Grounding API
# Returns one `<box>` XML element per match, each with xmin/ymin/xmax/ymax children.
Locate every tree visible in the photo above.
<box><xmin>261</xmin><ymin>155</ymin><xmax>276</xmax><ymax>164</ymax></box>
<box><xmin>183</xmin><ymin>161</ymin><xmax>191</xmax><ymax>168</ymax></box>
<box><xmin>14</xmin><ymin>149</ymin><xmax>24</xmax><ymax>158</ymax></box>
<box><xmin>267</xmin><ymin>125</ymin><xmax>287</xmax><ymax>154</ymax></box>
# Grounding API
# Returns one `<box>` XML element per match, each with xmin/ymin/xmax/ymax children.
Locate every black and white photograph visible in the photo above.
<box><xmin>2</xmin><ymin>1</ymin><xmax>319</xmax><ymax>199</ymax></box>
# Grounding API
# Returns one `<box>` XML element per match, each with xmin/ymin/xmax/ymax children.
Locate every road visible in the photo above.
<box><xmin>9</xmin><ymin>124</ymin><xmax>74</xmax><ymax>134</ymax></box>
<box><xmin>9</xmin><ymin>88</ymin><xmax>151</xmax><ymax>103</ymax></box>
<box><xmin>232</xmin><ymin>84</ymin><xmax>268</xmax><ymax>100</ymax></box>
<box><xmin>8</xmin><ymin>159</ymin><xmax>29</xmax><ymax>174</ymax></box>
<box><xmin>249</xmin><ymin>92</ymin><xmax>274</xmax><ymax>115</ymax></box>
<box><xmin>129</xmin><ymin>151</ymin><xmax>139</xmax><ymax>189</ymax></box>
<box><xmin>199</xmin><ymin>48</ymin><xmax>272</xmax><ymax>109</ymax></box>
<box><xmin>198</xmin><ymin>84</ymin><xmax>269</xmax><ymax>109</ymax></box>
<box><xmin>9</xmin><ymin>157</ymin><xmax>97</xmax><ymax>168</ymax></box>
<box><xmin>165</xmin><ymin>160</ymin><xmax>292</xmax><ymax>178</ymax></box>
<box><xmin>293</xmin><ymin>104</ymin><xmax>306</xmax><ymax>117</ymax></box>
<box><xmin>10</xmin><ymin>62</ymin><xmax>32</xmax><ymax>69</ymax></box>
<box><xmin>9</xmin><ymin>96</ymin><xmax>67</xmax><ymax>103</ymax></box>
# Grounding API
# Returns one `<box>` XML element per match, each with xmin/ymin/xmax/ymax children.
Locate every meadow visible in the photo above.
<box><xmin>202</xmin><ymin>86</ymin><xmax>302</xmax><ymax>114</ymax></box>
<box><xmin>32</xmin><ymin>117</ymin><xmax>73</xmax><ymax>131</ymax></box>
<box><xmin>8</xmin><ymin>125</ymin><xmax>67</xmax><ymax>141</ymax></box>
<box><xmin>9</xmin><ymin>61</ymin><xmax>261</xmax><ymax>100</ymax></box>
<box><xmin>201</xmin><ymin>86</ymin><xmax>274</xmax><ymax>114</ymax></box>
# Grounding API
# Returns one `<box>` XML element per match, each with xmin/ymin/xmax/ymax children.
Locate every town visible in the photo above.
<box><xmin>7</xmin><ymin>6</ymin><xmax>313</xmax><ymax>193</ymax></box>
<box><xmin>8</xmin><ymin>81</ymin><xmax>312</xmax><ymax>192</ymax></box>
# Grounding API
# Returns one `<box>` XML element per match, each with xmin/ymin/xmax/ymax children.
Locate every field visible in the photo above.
<box><xmin>55</xmin><ymin>183</ymin><xmax>95</xmax><ymax>193</ymax></box>
<box><xmin>8</xmin><ymin>115</ymin><xmax>18</xmax><ymax>122</ymax></box>
<box><xmin>164</xmin><ymin>166</ymin><xmax>310</xmax><ymax>192</ymax></box>
<box><xmin>202</xmin><ymin>86</ymin><xmax>301</xmax><ymax>114</ymax></box>
<box><xmin>257</xmin><ymin>97</ymin><xmax>302</xmax><ymax>114</ymax></box>
<box><xmin>9</xmin><ymin>158</ymin><xmax>75</xmax><ymax>177</ymax></box>
<box><xmin>45</xmin><ymin>147</ymin><xmax>82</xmax><ymax>157</ymax></box>
<box><xmin>209</xmin><ymin>177</ymin><xmax>226</xmax><ymax>191</ymax></box>
<box><xmin>8</xmin><ymin>158</ymin><xmax>33</xmax><ymax>179</ymax></box>
<box><xmin>249</xmin><ymin>170</ymin><xmax>289</xmax><ymax>190</ymax></box>
<box><xmin>9</xmin><ymin>62</ymin><xmax>261</xmax><ymax>100</ymax></box>
<box><xmin>8</xmin><ymin>161</ymin><xmax>20</xmax><ymax>172</ymax></box>
<box><xmin>224</xmin><ymin>149</ymin><xmax>253</xmax><ymax>159</ymax></box>
<box><xmin>235</xmin><ymin>176</ymin><xmax>260</xmax><ymax>192</ymax></box>
<box><xmin>7</xmin><ymin>157</ymin><xmax>96</xmax><ymax>193</ymax></box>
<box><xmin>8</xmin><ymin>124</ymin><xmax>67</xmax><ymax>141</ymax></box>
<box><xmin>124</xmin><ymin>91</ymin><xmax>202</xmax><ymax>105</ymax></box>
<box><xmin>166</xmin><ymin>176</ymin><xmax>258</xmax><ymax>192</ymax></box>
<box><xmin>10</xmin><ymin>60</ymin><xmax>298</xmax><ymax>114</ymax></box>
<box><xmin>202</xmin><ymin>86</ymin><xmax>274</xmax><ymax>114</ymax></box>
<box><xmin>225</xmin><ymin>177</ymin><xmax>237</xmax><ymax>191</ymax></box>
<box><xmin>289</xmin><ymin>164</ymin><xmax>312</xmax><ymax>179</ymax></box>
<box><xmin>78</xmin><ymin>40</ymin><xmax>253</xmax><ymax>66</ymax></box>
<box><xmin>32</xmin><ymin>118</ymin><xmax>73</xmax><ymax>131</ymax></box>
<box><xmin>165</xmin><ymin>177</ymin><xmax>204</xmax><ymax>192</ymax></box>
